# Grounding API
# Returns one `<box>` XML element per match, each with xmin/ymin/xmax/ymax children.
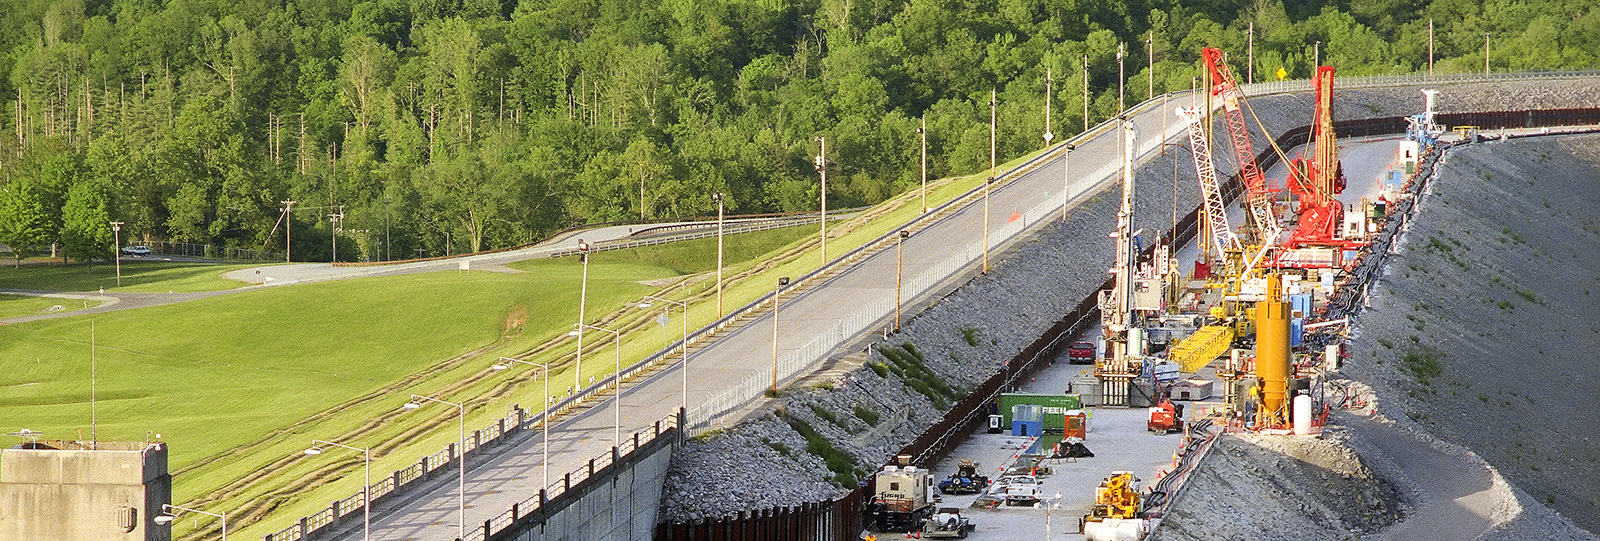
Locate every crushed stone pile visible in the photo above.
<box><xmin>1152</xmin><ymin>426</ymin><xmax>1407</xmax><ymax>541</ymax></box>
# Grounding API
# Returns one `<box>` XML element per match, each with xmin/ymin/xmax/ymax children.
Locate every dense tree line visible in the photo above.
<box><xmin>0</xmin><ymin>0</ymin><xmax>1594</xmax><ymax>263</ymax></box>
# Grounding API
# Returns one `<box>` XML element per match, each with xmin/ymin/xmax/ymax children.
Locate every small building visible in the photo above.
<box><xmin>0</xmin><ymin>440</ymin><xmax>171</xmax><ymax>541</ymax></box>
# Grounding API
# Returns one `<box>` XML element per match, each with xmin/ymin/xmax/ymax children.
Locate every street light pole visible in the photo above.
<box><xmin>1147</xmin><ymin>31</ymin><xmax>1154</xmax><ymax>101</ymax></box>
<box><xmin>155</xmin><ymin>504</ymin><xmax>226</xmax><ymax>541</ymax></box>
<box><xmin>1484</xmin><ymin>33</ymin><xmax>1490</xmax><ymax>76</ymax></box>
<box><xmin>305</xmin><ymin>440</ymin><xmax>370</xmax><ymax>541</ymax></box>
<box><xmin>713</xmin><ymin>193</ymin><xmax>724</xmax><ymax>316</ymax></box>
<box><xmin>770</xmin><ymin>276</ymin><xmax>790</xmax><ymax>394</ymax></box>
<box><xmin>815</xmin><ymin>137</ymin><xmax>827</xmax><ymax>264</ymax></box>
<box><xmin>1117</xmin><ymin>42</ymin><xmax>1126</xmax><ymax>113</ymax></box>
<box><xmin>573</xmin><ymin>323</ymin><xmax>623</xmax><ymax>446</ymax></box>
<box><xmin>1081</xmin><ymin>55</ymin><xmax>1090</xmax><ymax>132</ymax></box>
<box><xmin>109</xmin><ymin>221</ymin><xmax>123</xmax><ymax>286</ymax></box>
<box><xmin>574</xmin><ymin>240</ymin><xmax>590</xmax><ymax>392</ymax></box>
<box><xmin>1248</xmin><ymin>22</ymin><xmax>1255</xmax><ymax>84</ymax></box>
<box><xmin>1062</xmin><ymin>144</ymin><xmax>1075</xmax><ymax>222</ymax></box>
<box><xmin>1043</xmin><ymin>68</ymin><xmax>1054</xmax><ymax>148</ymax></box>
<box><xmin>1314</xmin><ymin>41</ymin><xmax>1321</xmax><ymax>67</ymax></box>
<box><xmin>1428</xmin><ymin>19</ymin><xmax>1435</xmax><ymax>77</ymax></box>
<box><xmin>985</xmin><ymin>90</ymin><xmax>995</xmax><ymax>275</ymax></box>
<box><xmin>403</xmin><ymin>394</ymin><xmax>465</xmax><ymax>541</ymax></box>
<box><xmin>637</xmin><ymin>296</ymin><xmax>689</xmax><ymax>416</ymax></box>
<box><xmin>895</xmin><ymin>230</ymin><xmax>909</xmax><ymax>331</ymax></box>
<box><xmin>492</xmin><ymin>358</ymin><xmax>550</xmax><ymax>489</ymax></box>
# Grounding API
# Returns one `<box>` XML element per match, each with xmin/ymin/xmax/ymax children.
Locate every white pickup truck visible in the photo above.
<box><xmin>1002</xmin><ymin>474</ymin><xmax>1041</xmax><ymax>506</ymax></box>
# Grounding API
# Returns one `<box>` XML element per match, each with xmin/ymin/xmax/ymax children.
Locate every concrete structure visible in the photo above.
<box><xmin>500</xmin><ymin>430</ymin><xmax>675</xmax><ymax>541</ymax></box>
<box><xmin>0</xmin><ymin>440</ymin><xmax>171</xmax><ymax>541</ymax></box>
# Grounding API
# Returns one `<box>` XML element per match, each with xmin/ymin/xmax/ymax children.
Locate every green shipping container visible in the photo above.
<box><xmin>998</xmin><ymin>393</ymin><xmax>1083</xmax><ymax>430</ymax></box>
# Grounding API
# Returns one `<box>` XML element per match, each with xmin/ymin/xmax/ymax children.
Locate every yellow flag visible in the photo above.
<box><xmin>1276</xmin><ymin>67</ymin><xmax>1288</xmax><ymax>80</ymax></box>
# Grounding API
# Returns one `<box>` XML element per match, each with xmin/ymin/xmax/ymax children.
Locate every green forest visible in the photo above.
<box><xmin>1</xmin><ymin>0</ymin><xmax>1595</xmax><ymax>263</ymax></box>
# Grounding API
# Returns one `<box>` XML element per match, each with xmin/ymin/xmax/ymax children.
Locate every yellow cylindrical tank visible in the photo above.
<box><xmin>1255</xmin><ymin>273</ymin><xmax>1292</xmax><ymax>422</ymax></box>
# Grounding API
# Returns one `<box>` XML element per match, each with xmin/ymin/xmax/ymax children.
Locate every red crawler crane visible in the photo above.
<box><xmin>1202</xmin><ymin>47</ymin><xmax>1278</xmax><ymax>248</ymax></box>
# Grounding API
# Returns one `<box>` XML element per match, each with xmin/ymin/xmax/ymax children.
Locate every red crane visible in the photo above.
<box><xmin>1202</xmin><ymin>47</ymin><xmax>1277</xmax><ymax>248</ymax></box>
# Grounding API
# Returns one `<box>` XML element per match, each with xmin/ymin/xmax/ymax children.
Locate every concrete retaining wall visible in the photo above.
<box><xmin>493</xmin><ymin>430</ymin><xmax>674</xmax><ymax>541</ymax></box>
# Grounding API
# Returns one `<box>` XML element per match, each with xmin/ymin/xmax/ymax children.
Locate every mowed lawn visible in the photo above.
<box><xmin>0</xmin><ymin>257</ymin><xmax>668</xmax><ymax>476</ymax></box>
<box><xmin>0</xmin><ymin>294</ymin><xmax>103</xmax><ymax>319</ymax></box>
<box><xmin>0</xmin><ymin>260</ymin><xmax>257</xmax><ymax>293</ymax></box>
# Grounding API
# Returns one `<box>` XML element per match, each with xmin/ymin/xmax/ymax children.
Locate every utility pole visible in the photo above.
<box><xmin>1484</xmin><ymin>33</ymin><xmax>1490</xmax><ymax>76</ymax></box>
<box><xmin>918</xmin><ymin>115</ymin><xmax>928</xmax><ymax>213</ymax></box>
<box><xmin>328</xmin><ymin>208</ymin><xmax>343</xmax><ymax>262</ymax></box>
<box><xmin>1428</xmin><ymin>19</ymin><xmax>1434</xmax><ymax>77</ymax></box>
<box><xmin>298</xmin><ymin>113</ymin><xmax>307</xmax><ymax>175</ymax></box>
<box><xmin>281</xmin><ymin>201</ymin><xmax>296</xmax><ymax>262</ymax></box>
<box><xmin>1314</xmin><ymin>41</ymin><xmax>1321</xmax><ymax>68</ymax></box>
<box><xmin>1248</xmin><ymin>22</ymin><xmax>1255</xmax><ymax>84</ymax></box>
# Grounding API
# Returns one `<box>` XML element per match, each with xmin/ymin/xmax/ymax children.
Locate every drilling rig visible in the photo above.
<box><xmin>1097</xmin><ymin>119</ymin><xmax>1142</xmax><ymax>407</ymax></box>
<box><xmin>1281</xmin><ymin>66</ymin><xmax>1368</xmax><ymax>268</ymax></box>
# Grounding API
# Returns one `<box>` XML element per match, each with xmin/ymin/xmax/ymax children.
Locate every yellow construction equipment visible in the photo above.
<box><xmin>1167</xmin><ymin>324</ymin><xmax>1235</xmax><ymax>373</ymax></box>
<box><xmin>1089</xmin><ymin>471</ymin><xmax>1141</xmax><ymax>520</ymax></box>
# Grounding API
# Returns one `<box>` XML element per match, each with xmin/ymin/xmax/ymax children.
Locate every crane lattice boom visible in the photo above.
<box><xmin>1177</xmin><ymin>105</ymin><xmax>1239</xmax><ymax>262</ymax></box>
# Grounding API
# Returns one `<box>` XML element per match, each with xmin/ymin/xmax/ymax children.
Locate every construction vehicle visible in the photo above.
<box><xmin>1081</xmin><ymin>471</ymin><xmax>1147</xmax><ymax>541</ymax></box>
<box><xmin>920</xmin><ymin>507</ymin><xmax>976</xmax><ymax>538</ymax></box>
<box><xmin>1147</xmin><ymin>394</ymin><xmax>1184</xmax><ymax>434</ymax></box>
<box><xmin>937</xmin><ymin>460</ymin><xmax>988</xmax><ymax>495</ymax></box>
<box><xmin>865</xmin><ymin>462</ymin><xmax>935</xmax><ymax>532</ymax></box>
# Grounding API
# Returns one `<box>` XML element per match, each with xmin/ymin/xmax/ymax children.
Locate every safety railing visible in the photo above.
<box><xmin>548</xmin><ymin>215</ymin><xmax>822</xmax><ymax>258</ymax></box>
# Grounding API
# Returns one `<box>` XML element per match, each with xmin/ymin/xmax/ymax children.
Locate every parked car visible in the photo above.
<box><xmin>1068</xmin><ymin>341</ymin><xmax>1097</xmax><ymax>364</ymax></box>
<box><xmin>121</xmin><ymin>245</ymin><xmax>151</xmax><ymax>256</ymax></box>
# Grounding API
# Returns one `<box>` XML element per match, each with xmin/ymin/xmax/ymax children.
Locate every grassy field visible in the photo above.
<box><xmin>0</xmin><ymin>294</ymin><xmax>103</xmax><ymax>319</ymax></box>
<box><xmin>0</xmin><ymin>147</ymin><xmax>1046</xmax><ymax>539</ymax></box>
<box><xmin>0</xmin><ymin>260</ymin><xmax>257</xmax><ymax>293</ymax></box>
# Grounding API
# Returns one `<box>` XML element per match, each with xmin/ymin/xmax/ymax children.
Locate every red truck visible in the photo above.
<box><xmin>1068</xmin><ymin>341</ymin><xmax>1097</xmax><ymax>364</ymax></box>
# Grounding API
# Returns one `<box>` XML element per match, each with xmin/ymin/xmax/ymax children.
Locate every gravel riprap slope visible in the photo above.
<box><xmin>1345</xmin><ymin>133</ymin><xmax>1600</xmax><ymax>536</ymax></box>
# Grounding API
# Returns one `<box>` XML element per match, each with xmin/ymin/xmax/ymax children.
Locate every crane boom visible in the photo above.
<box><xmin>1201</xmin><ymin>47</ymin><xmax>1277</xmax><ymax>246</ymax></box>
<box><xmin>1177</xmin><ymin>105</ymin><xmax>1239</xmax><ymax>263</ymax></box>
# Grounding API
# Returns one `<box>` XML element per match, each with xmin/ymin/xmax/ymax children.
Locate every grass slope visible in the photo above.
<box><xmin>0</xmin><ymin>294</ymin><xmax>103</xmax><ymax>319</ymax></box>
<box><xmin>0</xmin><ymin>260</ymin><xmax>257</xmax><ymax>293</ymax></box>
<box><xmin>0</xmin><ymin>155</ymin><xmax>1018</xmax><ymax>539</ymax></box>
